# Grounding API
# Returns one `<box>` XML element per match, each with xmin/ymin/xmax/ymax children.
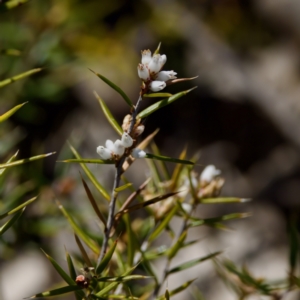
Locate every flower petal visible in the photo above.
<box><xmin>200</xmin><ymin>165</ymin><xmax>221</xmax><ymax>183</ymax></box>
<box><xmin>137</xmin><ymin>63</ymin><xmax>150</xmax><ymax>81</ymax></box>
<box><xmin>96</xmin><ymin>146</ymin><xmax>113</xmax><ymax>160</ymax></box>
<box><xmin>141</xmin><ymin>49</ymin><xmax>152</xmax><ymax>65</ymax></box>
<box><xmin>131</xmin><ymin>148</ymin><xmax>147</xmax><ymax>158</ymax></box>
<box><xmin>121</xmin><ymin>132</ymin><xmax>133</xmax><ymax>148</ymax></box>
<box><xmin>155</xmin><ymin>70</ymin><xmax>177</xmax><ymax>81</ymax></box>
<box><xmin>113</xmin><ymin>139</ymin><xmax>125</xmax><ymax>156</ymax></box>
<box><xmin>149</xmin><ymin>80</ymin><xmax>166</xmax><ymax>92</ymax></box>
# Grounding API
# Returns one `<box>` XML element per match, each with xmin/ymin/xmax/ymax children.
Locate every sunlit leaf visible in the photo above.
<box><xmin>145</xmin><ymin>153</ymin><xmax>194</xmax><ymax>165</ymax></box>
<box><xmin>68</xmin><ymin>142</ymin><xmax>110</xmax><ymax>200</ymax></box>
<box><xmin>0</xmin><ymin>196</ymin><xmax>37</xmax><ymax>220</ymax></box>
<box><xmin>153</xmin><ymin>42</ymin><xmax>161</xmax><ymax>55</ymax></box>
<box><xmin>0</xmin><ymin>150</ymin><xmax>18</xmax><ymax>177</ymax></box>
<box><xmin>97</xmin><ymin>275</ymin><xmax>151</xmax><ymax>282</ymax></box>
<box><xmin>96</xmin><ymin>239</ymin><xmax>118</xmax><ymax>275</ymax></box>
<box><xmin>94</xmin><ymin>91</ymin><xmax>123</xmax><ymax>135</ymax></box>
<box><xmin>115</xmin><ymin>183</ymin><xmax>133</xmax><ymax>193</ymax></box>
<box><xmin>168</xmin><ymin>252</ymin><xmax>222</xmax><ymax>274</ymax></box>
<box><xmin>0</xmin><ymin>207</ymin><xmax>24</xmax><ymax>236</ymax></box>
<box><xmin>143</xmin><ymin>93</ymin><xmax>173</xmax><ymax>98</ymax></box>
<box><xmin>0</xmin><ymin>68</ymin><xmax>41</xmax><ymax>88</ymax></box>
<box><xmin>0</xmin><ymin>102</ymin><xmax>27</xmax><ymax>123</ymax></box>
<box><xmin>138</xmin><ymin>87</ymin><xmax>197</xmax><ymax>119</ymax></box>
<box><xmin>200</xmin><ymin>197</ymin><xmax>251</xmax><ymax>204</ymax></box>
<box><xmin>90</xmin><ymin>69</ymin><xmax>133</xmax><ymax>107</ymax></box>
<box><xmin>157</xmin><ymin>279</ymin><xmax>196</xmax><ymax>299</ymax></box>
<box><xmin>0</xmin><ymin>152</ymin><xmax>55</xmax><ymax>169</ymax></box>
<box><xmin>60</xmin><ymin>158</ymin><xmax>114</xmax><ymax>165</ymax></box>
<box><xmin>26</xmin><ymin>285</ymin><xmax>83</xmax><ymax>299</ymax></box>
<box><xmin>170</xmin><ymin>147</ymin><xmax>187</xmax><ymax>191</ymax></box>
<box><xmin>95</xmin><ymin>265</ymin><xmax>137</xmax><ymax>297</ymax></box>
<box><xmin>57</xmin><ymin>201</ymin><xmax>99</xmax><ymax>254</ymax></box>
<box><xmin>168</xmin><ymin>231</ymin><xmax>187</xmax><ymax>259</ymax></box>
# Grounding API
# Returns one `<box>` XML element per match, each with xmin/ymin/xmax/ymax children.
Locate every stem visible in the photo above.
<box><xmin>97</xmin><ymin>94</ymin><xmax>143</xmax><ymax>266</ymax></box>
<box><xmin>152</xmin><ymin>203</ymin><xmax>197</xmax><ymax>298</ymax></box>
<box><xmin>128</xmin><ymin>95</ymin><xmax>142</xmax><ymax>134</ymax></box>
<box><xmin>97</xmin><ymin>158</ymin><xmax>124</xmax><ymax>265</ymax></box>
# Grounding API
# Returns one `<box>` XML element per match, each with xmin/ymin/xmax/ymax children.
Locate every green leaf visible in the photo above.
<box><xmin>57</xmin><ymin>201</ymin><xmax>99</xmax><ymax>254</ymax></box>
<box><xmin>148</xmin><ymin>205</ymin><xmax>178</xmax><ymax>243</ymax></box>
<box><xmin>97</xmin><ymin>275</ymin><xmax>151</xmax><ymax>282</ymax></box>
<box><xmin>153</xmin><ymin>42</ymin><xmax>161</xmax><ymax>55</ymax></box>
<box><xmin>0</xmin><ymin>196</ymin><xmax>37</xmax><ymax>220</ymax></box>
<box><xmin>0</xmin><ymin>68</ymin><xmax>41</xmax><ymax>88</ymax></box>
<box><xmin>145</xmin><ymin>153</ymin><xmax>194</xmax><ymax>165</ymax></box>
<box><xmin>74</xmin><ymin>234</ymin><xmax>94</xmax><ymax>268</ymax></box>
<box><xmin>41</xmin><ymin>249</ymin><xmax>77</xmax><ymax>285</ymax></box>
<box><xmin>143</xmin><ymin>93</ymin><xmax>173</xmax><ymax>98</ymax></box>
<box><xmin>151</xmin><ymin>142</ymin><xmax>170</xmax><ymax>180</ymax></box>
<box><xmin>0</xmin><ymin>150</ymin><xmax>18</xmax><ymax>177</ymax></box>
<box><xmin>0</xmin><ymin>207</ymin><xmax>24</xmax><ymax>236</ymax></box>
<box><xmin>114</xmin><ymin>183</ymin><xmax>133</xmax><ymax>193</ymax></box>
<box><xmin>95</xmin><ymin>265</ymin><xmax>137</xmax><ymax>297</ymax></box>
<box><xmin>27</xmin><ymin>285</ymin><xmax>83</xmax><ymax>298</ymax></box>
<box><xmin>124</xmin><ymin>214</ymin><xmax>135</xmax><ymax>267</ymax></box>
<box><xmin>170</xmin><ymin>147</ymin><xmax>188</xmax><ymax>191</ymax></box>
<box><xmin>90</xmin><ymin>69</ymin><xmax>133</xmax><ymax>107</ymax></box>
<box><xmin>68</xmin><ymin>142</ymin><xmax>110</xmax><ymax>200</ymax></box>
<box><xmin>0</xmin><ymin>102</ymin><xmax>27</xmax><ymax>123</ymax></box>
<box><xmin>288</xmin><ymin>218</ymin><xmax>299</xmax><ymax>276</ymax></box>
<box><xmin>0</xmin><ymin>48</ymin><xmax>21</xmax><ymax>56</ymax></box>
<box><xmin>65</xmin><ymin>251</ymin><xmax>76</xmax><ymax>280</ymax></box>
<box><xmin>138</xmin><ymin>87</ymin><xmax>197</xmax><ymax>119</ymax></box>
<box><xmin>94</xmin><ymin>91</ymin><xmax>123</xmax><ymax>135</ymax></box>
<box><xmin>115</xmin><ymin>192</ymin><xmax>178</xmax><ymax>217</ymax></box>
<box><xmin>60</xmin><ymin>158</ymin><xmax>114</xmax><ymax>164</ymax></box>
<box><xmin>168</xmin><ymin>231</ymin><xmax>187</xmax><ymax>259</ymax></box>
<box><xmin>80</xmin><ymin>175</ymin><xmax>106</xmax><ymax>226</ymax></box>
<box><xmin>0</xmin><ymin>152</ymin><xmax>55</xmax><ymax>169</ymax></box>
<box><xmin>158</xmin><ymin>279</ymin><xmax>196</xmax><ymax>299</ymax></box>
<box><xmin>96</xmin><ymin>239</ymin><xmax>118</xmax><ymax>275</ymax></box>
<box><xmin>189</xmin><ymin>213</ymin><xmax>251</xmax><ymax>228</ymax></box>
<box><xmin>200</xmin><ymin>197</ymin><xmax>251</xmax><ymax>204</ymax></box>
<box><xmin>168</xmin><ymin>252</ymin><xmax>222</xmax><ymax>274</ymax></box>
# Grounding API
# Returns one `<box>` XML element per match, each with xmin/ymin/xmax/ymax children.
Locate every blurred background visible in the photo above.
<box><xmin>1</xmin><ymin>0</ymin><xmax>300</xmax><ymax>299</ymax></box>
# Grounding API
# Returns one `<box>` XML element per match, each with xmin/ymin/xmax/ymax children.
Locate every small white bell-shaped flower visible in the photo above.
<box><xmin>131</xmin><ymin>148</ymin><xmax>147</xmax><ymax>158</ymax></box>
<box><xmin>149</xmin><ymin>81</ymin><xmax>166</xmax><ymax>92</ymax></box>
<box><xmin>148</xmin><ymin>54</ymin><xmax>162</xmax><ymax>74</ymax></box>
<box><xmin>105</xmin><ymin>140</ymin><xmax>115</xmax><ymax>151</ymax></box>
<box><xmin>141</xmin><ymin>49</ymin><xmax>152</xmax><ymax>65</ymax></box>
<box><xmin>97</xmin><ymin>146</ymin><xmax>113</xmax><ymax>160</ymax></box>
<box><xmin>159</xmin><ymin>54</ymin><xmax>167</xmax><ymax>69</ymax></box>
<box><xmin>137</xmin><ymin>63</ymin><xmax>150</xmax><ymax>81</ymax></box>
<box><xmin>156</xmin><ymin>70</ymin><xmax>177</xmax><ymax>81</ymax></box>
<box><xmin>121</xmin><ymin>132</ymin><xmax>133</xmax><ymax>148</ymax></box>
<box><xmin>113</xmin><ymin>139</ymin><xmax>125</xmax><ymax>156</ymax></box>
<box><xmin>200</xmin><ymin>165</ymin><xmax>221</xmax><ymax>183</ymax></box>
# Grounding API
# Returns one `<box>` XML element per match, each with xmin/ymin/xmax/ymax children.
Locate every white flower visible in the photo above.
<box><xmin>113</xmin><ymin>139</ymin><xmax>125</xmax><ymax>156</ymax></box>
<box><xmin>148</xmin><ymin>54</ymin><xmax>162</xmax><ymax>74</ymax></box>
<box><xmin>141</xmin><ymin>49</ymin><xmax>152</xmax><ymax>65</ymax></box>
<box><xmin>137</xmin><ymin>63</ymin><xmax>150</xmax><ymax>81</ymax></box>
<box><xmin>149</xmin><ymin>81</ymin><xmax>166</xmax><ymax>92</ymax></box>
<box><xmin>159</xmin><ymin>54</ymin><xmax>167</xmax><ymax>69</ymax></box>
<box><xmin>97</xmin><ymin>146</ymin><xmax>112</xmax><ymax>160</ymax></box>
<box><xmin>121</xmin><ymin>132</ymin><xmax>133</xmax><ymax>148</ymax></box>
<box><xmin>105</xmin><ymin>139</ymin><xmax>115</xmax><ymax>151</ymax></box>
<box><xmin>155</xmin><ymin>70</ymin><xmax>177</xmax><ymax>81</ymax></box>
<box><xmin>131</xmin><ymin>148</ymin><xmax>147</xmax><ymax>158</ymax></box>
<box><xmin>200</xmin><ymin>165</ymin><xmax>221</xmax><ymax>183</ymax></box>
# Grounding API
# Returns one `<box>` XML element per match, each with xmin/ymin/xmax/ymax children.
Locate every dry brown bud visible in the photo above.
<box><xmin>76</xmin><ymin>275</ymin><xmax>89</xmax><ymax>288</ymax></box>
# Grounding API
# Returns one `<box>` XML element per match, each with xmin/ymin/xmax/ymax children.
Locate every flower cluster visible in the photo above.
<box><xmin>97</xmin><ymin>132</ymin><xmax>133</xmax><ymax>160</ymax></box>
<box><xmin>96</xmin><ymin>132</ymin><xmax>146</xmax><ymax>161</ymax></box>
<box><xmin>137</xmin><ymin>49</ymin><xmax>177</xmax><ymax>92</ymax></box>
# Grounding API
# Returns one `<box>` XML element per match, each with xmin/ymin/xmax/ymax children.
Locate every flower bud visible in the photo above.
<box><xmin>122</xmin><ymin>114</ymin><xmax>132</xmax><ymax>132</ymax></box>
<box><xmin>200</xmin><ymin>165</ymin><xmax>221</xmax><ymax>183</ymax></box>
<box><xmin>148</xmin><ymin>54</ymin><xmax>161</xmax><ymax>74</ymax></box>
<box><xmin>141</xmin><ymin>49</ymin><xmax>152</xmax><ymax>65</ymax></box>
<box><xmin>134</xmin><ymin>125</ymin><xmax>145</xmax><ymax>137</ymax></box>
<box><xmin>105</xmin><ymin>139</ymin><xmax>115</xmax><ymax>151</ymax></box>
<box><xmin>156</xmin><ymin>70</ymin><xmax>177</xmax><ymax>81</ymax></box>
<box><xmin>149</xmin><ymin>80</ymin><xmax>166</xmax><ymax>92</ymax></box>
<box><xmin>97</xmin><ymin>146</ymin><xmax>112</xmax><ymax>160</ymax></box>
<box><xmin>121</xmin><ymin>132</ymin><xmax>133</xmax><ymax>148</ymax></box>
<box><xmin>137</xmin><ymin>63</ymin><xmax>150</xmax><ymax>81</ymax></box>
<box><xmin>131</xmin><ymin>148</ymin><xmax>146</xmax><ymax>158</ymax></box>
<box><xmin>113</xmin><ymin>139</ymin><xmax>125</xmax><ymax>156</ymax></box>
<box><xmin>159</xmin><ymin>54</ymin><xmax>167</xmax><ymax>69</ymax></box>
